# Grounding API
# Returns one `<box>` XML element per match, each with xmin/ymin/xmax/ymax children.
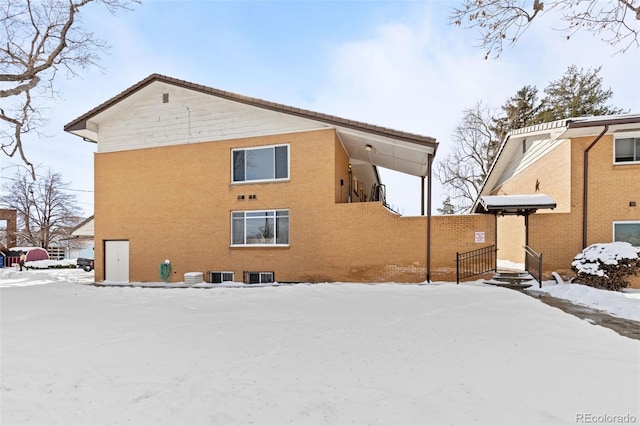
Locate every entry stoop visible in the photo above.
<box><xmin>483</xmin><ymin>271</ymin><xmax>536</xmax><ymax>289</ymax></box>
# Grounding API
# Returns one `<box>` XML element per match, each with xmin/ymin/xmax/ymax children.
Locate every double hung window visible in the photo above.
<box><xmin>232</xmin><ymin>210</ymin><xmax>290</xmax><ymax>246</ymax></box>
<box><xmin>614</xmin><ymin>137</ymin><xmax>640</xmax><ymax>163</ymax></box>
<box><xmin>232</xmin><ymin>145</ymin><xmax>289</xmax><ymax>183</ymax></box>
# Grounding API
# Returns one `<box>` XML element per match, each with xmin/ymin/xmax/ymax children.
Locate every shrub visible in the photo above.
<box><xmin>571</xmin><ymin>242</ymin><xmax>640</xmax><ymax>291</ymax></box>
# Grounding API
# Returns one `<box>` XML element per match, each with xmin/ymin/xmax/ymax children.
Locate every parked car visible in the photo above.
<box><xmin>77</xmin><ymin>258</ymin><xmax>94</xmax><ymax>272</ymax></box>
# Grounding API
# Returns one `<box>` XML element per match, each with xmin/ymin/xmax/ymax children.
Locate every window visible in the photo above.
<box><xmin>243</xmin><ymin>271</ymin><xmax>274</xmax><ymax>284</ymax></box>
<box><xmin>614</xmin><ymin>221</ymin><xmax>640</xmax><ymax>247</ymax></box>
<box><xmin>209</xmin><ymin>271</ymin><xmax>234</xmax><ymax>283</ymax></box>
<box><xmin>232</xmin><ymin>145</ymin><xmax>289</xmax><ymax>182</ymax></box>
<box><xmin>614</xmin><ymin>137</ymin><xmax>640</xmax><ymax>163</ymax></box>
<box><xmin>231</xmin><ymin>210</ymin><xmax>289</xmax><ymax>246</ymax></box>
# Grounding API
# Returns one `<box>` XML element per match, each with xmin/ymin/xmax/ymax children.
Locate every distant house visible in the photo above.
<box><xmin>68</xmin><ymin>216</ymin><xmax>95</xmax><ymax>260</ymax></box>
<box><xmin>71</xmin><ymin>216</ymin><xmax>94</xmax><ymax>239</ymax></box>
<box><xmin>65</xmin><ymin>74</ymin><xmax>494</xmax><ymax>283</ymax></box>
<box><xmin>472</xmin><ymin>114</ymin><xmax>640</xmax><ymax>286</ymax></box>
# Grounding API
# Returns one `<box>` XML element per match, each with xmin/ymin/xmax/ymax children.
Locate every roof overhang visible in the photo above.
<box><xmin>559</xmin><ymin>115</ymin><xmax>640</xmax><ymax>139</ymax></box>
<box><xmin>475</xmin><ymin>194</ymin><xmax>556</xmax><ymax>215</ymax></box>
<box><xmin>336</xmin><ymin>127</ymin><xmax>436</xmax><ymax>178</ymax></box>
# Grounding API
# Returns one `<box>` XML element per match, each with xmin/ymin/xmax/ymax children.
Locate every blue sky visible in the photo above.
<box><xmin>2</xmin><ymin>0</ymin><xmax>639</xmax><ymax>216</ymax></box>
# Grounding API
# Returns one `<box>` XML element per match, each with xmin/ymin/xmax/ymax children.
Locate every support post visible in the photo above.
<box><xmin>524</xmin><ymin>213</ymin><xmax>529</xmax><ymax>271</ymax></box>
<box><xmin>426</xmin><ymin>154</ymin><xmax>433</xmax><ymax>283</ymax></box>
<box><xmin>421</xmin><ymin>176</ymin><xmax>425</xmax><ymax>216</ymax></box>
<box><xmin>494</xmin><ymin>214</ymin><xmax>498</xmax><ymax>271</ymax></box>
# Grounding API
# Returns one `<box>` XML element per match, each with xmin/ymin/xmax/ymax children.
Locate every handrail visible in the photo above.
<box><xmin>524</xmin><ymin>245</ymin><xmax>543</xmax><ymax>288</ymax></box>
<box><xmin>456</xmin><ymin>245</ymin><xmax>497</xmax><ymax>284</ymax></box>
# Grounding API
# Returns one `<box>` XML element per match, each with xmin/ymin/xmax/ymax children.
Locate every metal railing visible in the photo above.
<box><xmin>456</xmin><ymin>245</ymin><xmax>497</xmax><ymax>284</ymax></box>
<box><xmin>370</xmin><ymin>183</ymin><xmax>386</xmax><ymax>204</ymax></box>
<box><xmin>524</xmin><ymin>245</ymin><xmax>543</xmax><ymax>288</ymax></box>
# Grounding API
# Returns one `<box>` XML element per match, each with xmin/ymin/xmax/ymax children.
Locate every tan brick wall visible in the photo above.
<box><xmin>578</xmin><ymin>135</ymin><xmax>640</xmax><ymax>245</ymax></box>
<box><xmin>94</xmin><ymin>128</ymin><xmax>495</xmax><ymax>283</ymax></box>
<box><xmin>528</xmin><ymin>213</ymin><xmax>582</xmax><ymax>278</ymax></box>
<box><xmin>496</xmin><ymin>215</ymin><xmax>525</xmax><ymax>264</ymax></box>
<box><xmin>487</xmin><ymin>134</ymin><xmax>639</xmax><ymax>278</ymax></box>
<box><xmin>493</xmin><ymin>140</ymin><xmax>572</xmax><ymax>211</ymax></box>
<box><xmin>431</xmin><ymin>214</ymin><xmax>496</xmax><ymax>281</ymax></box>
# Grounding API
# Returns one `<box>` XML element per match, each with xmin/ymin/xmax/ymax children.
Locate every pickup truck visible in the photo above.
<box><xmin>76</xmin><ymin>258</ymin><xmax>94</xmax><ymax>272</ymax></box>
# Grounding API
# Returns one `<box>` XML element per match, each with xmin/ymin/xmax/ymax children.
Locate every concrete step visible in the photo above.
<box><xmin>483</xmin><ymin>278</ymin><xmax>535</xmax><ymax>289</ymax></box>
<box><xmin>483</xmin><ymin>271</ymin><xmax>536</xmax><ymax>289</ymax></box>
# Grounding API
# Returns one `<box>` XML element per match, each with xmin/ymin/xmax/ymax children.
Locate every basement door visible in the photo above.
<box><xmin>105</xmin><ymin>240</ymin><xmax>129</xmax><ymax>282</ymax></box>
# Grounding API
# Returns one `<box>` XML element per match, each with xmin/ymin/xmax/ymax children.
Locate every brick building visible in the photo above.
<box><xmin>472</xmin><ymin>115</ymin><xmax>640</xmax><ymax>286</ymax></box>
<box><xmin>65</xmin><ymin>74</ymin><xmax>494</xmax><ymax>284</ymax></box>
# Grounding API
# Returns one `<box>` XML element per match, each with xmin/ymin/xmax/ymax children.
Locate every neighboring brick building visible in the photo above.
<box><xmin>472</xmin><ymin>115</ymin><xmax>640</xmax><ymax>284</ymax></box>
<box><xmin>65</xmin><ymin>74</ymin><xmax>494</xmax><ymax>284</ymax></box>
<box><xmin>0</xmin><ymin>209</ymin><xmax>18</xmax><ymax>252</ymax></box>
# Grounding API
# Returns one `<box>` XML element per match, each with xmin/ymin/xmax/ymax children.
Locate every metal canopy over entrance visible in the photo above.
<box><xmin>475</xmin><ymin>194</ymin><xmax>556</xmax><ymax>216</ymax></box>
<box><xmin>474</xmin><ymin>194</ymin><xmax>556</xmax><ymax>282</ymax></box>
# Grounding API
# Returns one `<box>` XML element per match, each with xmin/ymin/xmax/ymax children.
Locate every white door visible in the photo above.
<box><xmin>105</xmin><ymin>240</ymin><xmax>129</xmax><ymax>282</ymax></box>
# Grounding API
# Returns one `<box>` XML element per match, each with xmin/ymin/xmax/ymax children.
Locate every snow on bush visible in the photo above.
<box><xmin>571</xmin><ymin>242</ymin><xmax>640</xmax><ymax>291</ymax></box>
<box><xmin>25</xmin><ymin>259</ymin><xmax>77</xmax><ymax>270</ymax></box>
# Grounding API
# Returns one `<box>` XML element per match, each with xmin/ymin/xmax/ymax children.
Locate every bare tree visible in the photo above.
<box><xmin>438</xmin><ymin>65</ymin><xmax>626</xmax><ymax>214</ymax></box>
<box><xmin>0</xmin><ymin>168</ymin><xmax>83</xmax><ymax>249</ymax></box>
<box><xmin>0</xmin><ymin>0</ymin><xmax>138</xmax><ymax>177</ymax></box>
<box><xmin>437</xmin><ymin>196</ymin><xmax>456</xmax><ymax>215</ymax></box>
<box><xmin>435</xmin><ymin>102</ymin><xmax>501</xmax><ymax>213</ymax></box>
<box><xmin>450</xmin><ymin>0</ymin><xmax>640</xmax><ymax>59</ymax></box>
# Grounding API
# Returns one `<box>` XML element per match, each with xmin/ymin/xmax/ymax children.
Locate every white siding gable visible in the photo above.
<box><xmin>492</xmin><ymin>135</ymin><xmax>567</xmax><ymax>190</ymax></box>
<box><xmin>90</xmin><ymin>82</ymin><xmax>329</xmax><ymax>153</ymax></box>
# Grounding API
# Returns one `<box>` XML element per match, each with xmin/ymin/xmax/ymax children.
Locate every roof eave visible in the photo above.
<box><xmin>63</xmin><ymin>74</ymin><xmax>438</xmax><ymax>152</ymax></box>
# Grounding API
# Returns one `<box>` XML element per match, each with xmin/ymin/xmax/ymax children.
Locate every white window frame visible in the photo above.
<box><xmin>231</xmin><ymin>144</ymin><xmax>290</xmax><ymax>184</ymax></box>
<box><xmin>613</xmin><ymin>221</ymin><xmax>640</xmax><ymax>247</ymax></box>
<box><xmin>209</xmin><ymin>271</ymin><xmax>234</xmax><ymax>283</ymax></box>
<box><xmin>231</xmin><ymin>209</ymin><xmax>290</xmax><ymax>247</ymax></box>
<box><xmin>613</xmin><ymin>134</ymin><xmax>640</xmax><ymax>165</ymax></box>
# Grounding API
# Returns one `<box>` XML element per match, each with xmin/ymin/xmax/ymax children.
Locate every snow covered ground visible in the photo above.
<box><xmin>1</xmin><ymin>268</ymin><xmax>639</xmax><ymax>425</ymax></box>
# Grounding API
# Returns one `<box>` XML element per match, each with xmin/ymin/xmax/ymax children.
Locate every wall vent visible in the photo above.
<box><xmin>243</xmin><ymin>271</ymin><xmax>274</xmax><ymax>284</ymax></box>
<box><xmin>208</xmin><ymin>271</ymin><xmax>234</xmax><ymax>283</ymax></box>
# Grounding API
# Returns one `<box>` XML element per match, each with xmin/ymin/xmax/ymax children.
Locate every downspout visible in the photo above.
<box><xmin>582</xmin><ymin>125</ymin><xmax>608</xmax><ymax>249</ymax></box>
<box><xmin>494</xmin><ymin>213</ymin><xmax>498</xmax><ymax>271</ymax></box>
<box><xmin>427</xmin><ymin>154</ymin><xmax>433</xmax><ymax>282</ymax></box>
<box><xmin>524</xmin><ymin>212</ymin><xmax>529</xmax><ymax>271</ymax></box>
<box><xmin>347</xmin><ymin>163</ymin><xmax>352</xmax><ymax>203</ymax></box>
